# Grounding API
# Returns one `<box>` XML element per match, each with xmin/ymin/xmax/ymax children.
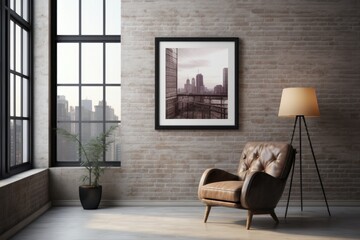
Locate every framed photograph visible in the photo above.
<box><xmin>155</xmin><ymin>37</ymin><xmax>239</xmax><ymax>129</ymax></box>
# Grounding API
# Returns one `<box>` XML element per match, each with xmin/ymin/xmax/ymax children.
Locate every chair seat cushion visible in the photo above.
<box><xmin>200</xmin><ymin>181</ymin><xmax>244</xmax><ymax>203</ymax></box>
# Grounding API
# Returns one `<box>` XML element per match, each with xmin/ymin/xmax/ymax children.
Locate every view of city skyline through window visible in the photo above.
<box><xmin>9</xmin><ymin>1</ymin><xmax>32</xmax><ymax>168</ymax></box>
<box><xmin>54</xmin><ymin>0</ymin><xmax>121</xmax><ymax>164</ymax></box>
<box><xmin>57</xmin><ymin>96</ymin><xmax>120</xmax><ymax>162</ymax></box>
<box><xmin>0</xmin><ymin>0</ymin><xmax>33</xmax><ymax>178</ymax></box>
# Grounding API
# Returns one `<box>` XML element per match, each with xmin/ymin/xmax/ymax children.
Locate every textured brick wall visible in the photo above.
<box><xmin>0</xmin><ymin>170</ymin><xmax>49</xmax><ymax>235</ymax></box>
<box><xmin>50</xmin><ymin>0</ymin><xmax>360</xmax><ymax>203</ymax></box>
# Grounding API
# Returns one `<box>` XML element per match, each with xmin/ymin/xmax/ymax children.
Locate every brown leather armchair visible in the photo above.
<box><xmin>198</xmin><ymin>142</ymin><xmax>295</xmax><ymax>229</ymax></box>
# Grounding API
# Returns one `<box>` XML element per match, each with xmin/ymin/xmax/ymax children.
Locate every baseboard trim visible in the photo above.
<box><xmin>277</xmin><ymin>200</ymin><xmax>360</xmax><ymax>207</ymax></box>
<box><xmin>102</xmin><ymin>200</ymin><xmax>204</xmax><ymax>207</ymax></box>
<box><xmin>51</xmin><ymin>200</ymin><xmax>360</xmax><ymax>207</ymax></box>
<box><xmin>52</xmin><ymin>200</ymin><xmax>203</xmax><ymax>207</ymax></box>
<box><xmin>0</xmin><ymin>202</ymin><xmax>52</xmax><ymax>240</ymax></box>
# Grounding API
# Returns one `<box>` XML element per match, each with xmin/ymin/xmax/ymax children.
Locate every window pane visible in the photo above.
<box><xmin>81</xmin><ymin>43</ymin><xmax>103</xmax><ymax>84</ymax></box>
<box><xmin>10</xmin><ymin>21</ymin><xmax>14</xmax><ymax>71</ymax></box>
<box><xmin>81</xmin><ymin>122</ymin><xmax>103</xmax><ymax>147</ymax></box>
<box><xmin>57</xmin><ymin>0</ymin><xmax>79</xmax><ymax>35</ymax></box>
<box><xmin>105</xmin><ymin>123</ymin><xmax>120</xmax><ymax>161</ymax></box>
<box><xmin>57</xmin><ymin>122</ymin><xmax>79</xmax><ymax>162</ymax></box>
<box><xmin>57</xmin><ymin>43</ymin><xmax>79</xmax><ymax>84</ymax></box>
<box><xmin>15</xmin><ymin>24</ymin><xmax>22</xmax><ymax>73</ymax></box>
<box><xmin>106</xmin><ymin>87</ymin><xmax>121</xmax><ymax>121</ymax></box>
<box><xmin>15</xmin><ymin>76</ymin><xmax>21</xmax><ymax>117</ymax></box>
<box><xmin>23</xmin><ymin>120</ymin><xmax>29</xmax><ymax>163</ymax></box>
<box><xmin>81</xmin><ymin>87</ymin><xmax>103</xmax><ymax>121</ymax></box>
<box><xmin>105</xmin><ymin>0</ymin><xmax>121</xmax><ymax>35</ymax></box>
<box><xmin>23</xmin><ymin>0</ymin><xmax>29</xmax><ymax>22</ymax></box>
<box><xmin>10</xmin><ymin>74</ymin><xmax>15</xmax><ymax>116</ymax></box>
<box><xmin>81</xmin><ymin>0</ymin><xmax>103</xmax><ymax>35</ymax></box>
<box><xmin>10</xmin><ymin>0</ymin><xmax>14</xmax><ymax>10</ymax></box>
<box><xmin>15</xmin><ymin>120</ymin><xmax>23</xmax><ymax>166</ymax></box>
<box><xmin>15</xmin><ymin>0</ymin><xmax>21</xmax><ymax>16</ymax></box>
<box><xmin>23</xmin><ymin>30</ymin><xmax>29</xmax><ymax>76</ymax></box>
<box><xmin>105</xmin><ymin>43</ymin><xmax>121</xmax><ymax>84</ymax></box>
<box><xmin>23</xmin><ymin>78</ymin><xmax>28</xmax><ymax>117</ymax></box>
<box><xmin>57</xmin><ymin>86</ymin><xmax>79</xmax><ymax>121</ymax></box>
<box><xmin>10</xmin><ymin>120</ymin><xmax>16</xmax><ymax>166</ymax></box>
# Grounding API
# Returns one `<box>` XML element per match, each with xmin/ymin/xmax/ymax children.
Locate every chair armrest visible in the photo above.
<box><xmin>198</xmin><ymin>168</ymin><xmax>239</xmax><ymax>199</ymax></box>
<box><xmin>240</xmin><ymin>171</ymin><xmax>286</xmax><ymax>210</ymax></box>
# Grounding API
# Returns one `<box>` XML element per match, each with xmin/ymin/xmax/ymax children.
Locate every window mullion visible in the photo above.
<box><xmin>9</xmin><ymin>14</ymin><xmax>30</xmax><ymax>30</ymax></box>
<box><xmin>21</xmin><ymin>28</ymin><xmax>23</xmax><ymax>117</ymax></box>
<box><xmin>103</xmin><ymin>0</ymin><xmax>105</xmax><ymax>36</ymax></box>
<box><xmin>57</xmin><ymin>35</ymin><xmax>120</xmax><ymax>42</ymax></box>
<box><xmin>0</xmin><ymin>0</ymin><xmax>4</xmax><ymax>177</ymax></box>
<box><xmin>79</xmin><ymin>0</ymin><xmax>82</xmax><ymax>35</ymax></box>
<box><xmin>103</xmin><ymin>42</ymin><xmax>106</xmax><ymax>161</ymax></box>
<box><xmin>79</xmin><ymin>42</ymin><xmax>82</xmax><ymax>163</ymax></box>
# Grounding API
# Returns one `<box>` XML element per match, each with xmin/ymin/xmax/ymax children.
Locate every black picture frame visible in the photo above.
<box><xmin>155</xmin><ymin>37</ymin><xmax>239</xmax><ymax>130</ymax></box>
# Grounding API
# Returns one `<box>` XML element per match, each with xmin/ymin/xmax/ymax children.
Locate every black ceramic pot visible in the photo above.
<box><xmin>79</xmin><ymin>185</ymin><xmax>102</xmax><ymax>210</ymax></box>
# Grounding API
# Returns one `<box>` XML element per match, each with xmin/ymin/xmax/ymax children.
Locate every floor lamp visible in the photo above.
<box><xmin>278</xmin><ymin>87</ymin><xmax>331</xmax><ymax>218</ymax></box>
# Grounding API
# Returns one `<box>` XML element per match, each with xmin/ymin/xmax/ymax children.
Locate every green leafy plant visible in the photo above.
<box><xmin>56</xmin><ymin>126</ymin><xmax>117</xmax><ymax>187</ymax></box>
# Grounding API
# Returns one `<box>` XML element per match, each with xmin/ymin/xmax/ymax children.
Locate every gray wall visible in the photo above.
<box><xmin>34</xmin><ymin>0</ymin><xmax>50</xmax><ymax>169</ymax></box>
<box><xmin>43</xmin><ymin>0</ymin><xmax>360</xmax><ymax>203</ymax></box>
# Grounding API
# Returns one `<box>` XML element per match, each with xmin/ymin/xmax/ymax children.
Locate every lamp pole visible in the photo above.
<box><xmin>285</xmin><ymin>115</ymin><xmax>331</xmax><ymax>218</ymax></box>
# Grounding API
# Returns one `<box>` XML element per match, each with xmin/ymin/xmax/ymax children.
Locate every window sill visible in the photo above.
<box><xmin>0</xmin><ymin>168</ymin><xmax>48</xmax><ymax>188</ymax></box>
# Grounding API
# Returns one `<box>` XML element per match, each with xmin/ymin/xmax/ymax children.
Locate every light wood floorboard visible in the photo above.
<box><xmin>10</xmin><ymin>206</ymin><xmax>360</xmax><ymax>240</ymax></box>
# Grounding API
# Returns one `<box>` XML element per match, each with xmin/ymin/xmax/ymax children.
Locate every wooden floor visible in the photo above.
<box><xmin>10</xmin><ymin>206</ymin><xmax>360</xmax><ymax>240</ymax></box>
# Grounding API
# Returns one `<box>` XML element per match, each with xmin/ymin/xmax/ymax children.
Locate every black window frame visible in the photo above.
<box><xmin>0</xmin><ymin>0</ymin><xmax>33</xmax><ymax>179</ymax></box>
<box><xmin>50</xmin><ymin>0</ymin><xmax>121</xmax><ymax>167</ymax></box>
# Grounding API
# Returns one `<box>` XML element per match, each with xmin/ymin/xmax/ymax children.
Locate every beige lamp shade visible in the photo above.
<box><xmin>278</xmin><ymin>87</ymin><xmax>320</xmax><ymax>117</ymax></box>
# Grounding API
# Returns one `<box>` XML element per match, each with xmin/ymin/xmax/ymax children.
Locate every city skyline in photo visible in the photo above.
<box><xmin>177</xmin><ymin>48</ymin><xmax>229</xmax><ymax>91</ymax></box>
<box><xmin>165</xmin><ymin>47</ymin><xmax>229</xmax><ymax>120</ymax></box>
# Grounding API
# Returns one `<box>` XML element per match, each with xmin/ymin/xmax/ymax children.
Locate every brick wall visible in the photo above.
<box><xmin>0</xmin><ymin>170</ymin><xmax>49</xmax><ymax>235</ymax></box>
<box><xmin>49</xmin><ymin>0</ymin><xmax>360</xmax><ymax>203</ymax></box>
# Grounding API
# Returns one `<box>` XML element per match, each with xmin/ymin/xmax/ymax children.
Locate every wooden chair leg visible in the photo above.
<box><xmin>246</xmin><ymin>210</ymin><xmax>253</xmax><ymax>230</ymax></box>
<box><xmin>204</xmin><ymin>206</ymin><xmax>211</xmax><ymax>223</ymax></box>
<box><xmin>270</xmin><ymin>211</ymin><xmax>279</xmax><ymax>224</ymax></box>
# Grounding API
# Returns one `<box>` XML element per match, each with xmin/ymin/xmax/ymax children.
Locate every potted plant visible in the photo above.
<box><xmin>56</xmin><ymin>126</ymin><xmax>117</xmax><ymax>209</ymax></box>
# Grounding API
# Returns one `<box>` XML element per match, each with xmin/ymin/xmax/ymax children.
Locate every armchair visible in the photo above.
<box><xmin>198</xmin><ymin>142</ymin><xmax>295</xmax><ymax>229</ymax></box>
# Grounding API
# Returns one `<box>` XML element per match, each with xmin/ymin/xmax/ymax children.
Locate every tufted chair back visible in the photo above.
<box><xmin>238</xmin><ymin>142</ymin><xmax>294</xmax><ymax>181</ymax></box>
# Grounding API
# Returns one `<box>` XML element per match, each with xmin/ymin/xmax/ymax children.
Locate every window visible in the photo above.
<box><xmin>0</xmin><ymin>0</ymin><xmax>33</xmax><ymax>178</ymax></box>
<box><xmin>51</xmin><ymin>0</ymin><xmax>121</xmax><ymax>166</ymax></box>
